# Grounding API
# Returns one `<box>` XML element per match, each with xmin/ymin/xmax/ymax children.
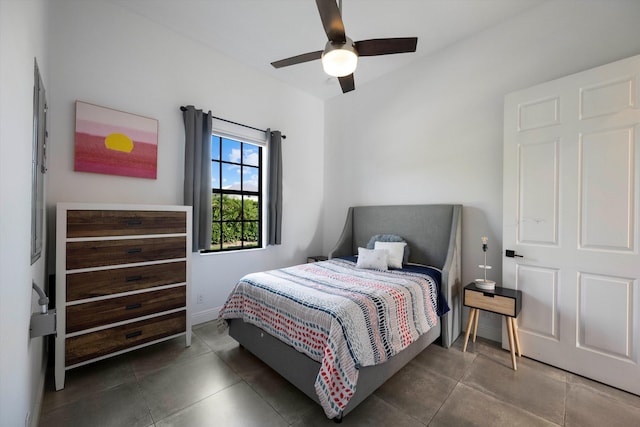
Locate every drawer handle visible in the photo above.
<box><xmin>127</xmin><ymin>220</ymin><xmax>143</xmax><ymax>226</ymax></box>
<box><xmin>127</xmin><ymin>248</ymin><xmax>142</xmax><ymax>254</ymax></box>
<box><xmin>125</xmin><ymin>275</ymin><xmax>142</xmax><ymax>282</ymax></box>
<box><xmin>483</xmin><ymin>292</ymin><xmax>495</xmax><ymax>298</ymax></box>
<box><xmin>126</xmin><ymin>331</ymin><xmax>142</xmax><ymax>339</ymax></box>
<box><xmin>125</xmin><ymin>303</ymin><xmax>142</xmax><ymax>310</ymax></box>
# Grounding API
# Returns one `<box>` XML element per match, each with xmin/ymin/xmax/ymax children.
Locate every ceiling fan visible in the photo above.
<box><xmin>270</xmin><ymin>0</ymin><xmax>418</xmax><ymax>94</ymax></box>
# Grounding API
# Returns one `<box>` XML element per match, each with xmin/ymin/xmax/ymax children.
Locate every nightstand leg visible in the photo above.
<box><xmin>511</xmin><ymin>317</ymin><xmax>521</xmax><ymax>357</ymax></box>
<box><xmin>472</xmin><ymin>308</ymin><xmax>479</xmax><ymax>343</ymax></box>
<box><xmin>463</xmin><ymin>308</ymin><xmax>477</xmax><ymax>352</ymax></box>
<box><xmin>506</xmin><ymin>316</ymin><xmax>517</xmax><ymax>370</ymax></box>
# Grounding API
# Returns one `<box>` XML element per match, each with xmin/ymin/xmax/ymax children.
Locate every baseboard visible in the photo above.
<box><xmin>191</xmin><ymin>306</ymin><xmax>221</xmax><ymax>326</ymax></box>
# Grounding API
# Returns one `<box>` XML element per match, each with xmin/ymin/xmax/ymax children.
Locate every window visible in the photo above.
<box><xmin>208</xmin><ymin>134</ymin><xmax>263</xmax><ymax>251</ymax></box>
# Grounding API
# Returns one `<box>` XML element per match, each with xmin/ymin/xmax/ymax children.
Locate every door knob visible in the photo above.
<box><xmin>505</xmin><ymin>249</ymin><xmax>523</xmax><ymax>258</ymax></box>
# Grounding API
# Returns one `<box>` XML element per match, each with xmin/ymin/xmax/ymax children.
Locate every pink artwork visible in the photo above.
<box><xmin>74</xmin><ymin>101</ymin><xmax>158</xmax><ymax>179</ymax></box>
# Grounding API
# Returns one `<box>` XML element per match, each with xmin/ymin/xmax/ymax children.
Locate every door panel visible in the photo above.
<box><xmin>518</xmin><ymin>97</ymin><xmax>560</xmax><ymax>131</ymax></box>
<box><xmin>579</xmin><ymin>127</ymin><xmax>635</xmax><ymax>251</ymax></box>
<box><xmin>504</xmin><ymin>54</ymin><xmax>640</xmax><ymax>395</ymax></box>
<box><xmin>518</xmin><ymin>139</ymin><xmax>559</xmax><ymax>245</ymax></box>
<box><xmin>579</xmin><ymin>77</ymin><xmax>635</xmax><ymax>120</ymax></box>
<box><xmin>578</xmin><ymin>273</ymin><xmax>634</xmax><ymax>360</ymax></box>
<box><xmin>516</xmin><ymin>265</ymin><xmax>559</xmax><ymax>340</ymax></box>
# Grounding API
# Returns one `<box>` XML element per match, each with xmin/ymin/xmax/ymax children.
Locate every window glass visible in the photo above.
<box><xmin>221</xmin><ymin>163</ymin><xmax>241</xmax><ymax>190</ymax></box>
<box><xmin>222</xmin><ymin>138</ymin><xmax>241</xmax><ymax>163</ymax></box>
<box><xmin>243</xmin><ymin>195</ymin><xmax>259</xmax><ymax>220</ymax></box>
<box><xmin>243</xmin><ymin>145</ymin><xmax>259</xmax><ymax>166</ymax></box>
<box><xmin>212</xmin><ymin>193</ymin><xmax>222</xmax><ymax>220</ymax></box>
<box><xmin>211</xmin><ymin>162</ymin><xmax>220</xmax><ymax>189</ymax></box>
<box><xmin>211</xmin><ymin>222</ymin><xmax>221</xmax><ymax>251</ymax></box>
<box><xmin>211</xmin><ymin>136</ymin><xmax>220</xmax><ymax>161</ymax></box>
<box><xmin>243</xmin><ymin>166</ymin><xmax>259</xmax><ymax>192</ymax></box>
<box><xmin>242</xmin><ymin>225</ymin><xmax>259</xmax><ymax>248</ymax></box>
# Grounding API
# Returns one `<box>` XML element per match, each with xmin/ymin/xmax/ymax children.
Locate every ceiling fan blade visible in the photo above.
<box><xmin>338</xmin><ymin>74</ymin><xmax>355</xmax><ymax>93</ymax></box>
<box><xmin>316</xmin><ymin>0</ymin><xmax>346</xmax><ymax>43</ymax></box>
<box><xmin>271</xmin><ymin>50</ymin><xmax>323</xmax><ymax>69</ymax></box>
<box><xmin>355</xmin><ymin>37</ymin><xmax>418</xmax><ymax>57</ymax></box>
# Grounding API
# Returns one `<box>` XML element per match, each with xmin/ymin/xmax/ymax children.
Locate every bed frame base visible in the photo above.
<box><xmin>228</xmin><ymin>318</ymin><xmax>441</xmax><ymax>419</ymax></box>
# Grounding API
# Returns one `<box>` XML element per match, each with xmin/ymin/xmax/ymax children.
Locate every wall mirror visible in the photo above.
<box><xmin>31</xmin><ymin>59</ymin><xmax>47</xmax><ymax>264</ymax></box>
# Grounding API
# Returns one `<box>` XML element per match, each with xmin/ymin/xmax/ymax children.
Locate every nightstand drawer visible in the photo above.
<box><xmin>65</xmin><ymin>311</ymin><xmax>186</xmax><ymax>366</ymax></box>
<box><xmin>66</xmin><ymin>286</ymin><xmax>186</xmax><ymax>333</ymax></box>
<box><xmin>464</xmin><ymin>287</ymin><xmax>520</xmax><ymax>317</ymax></box>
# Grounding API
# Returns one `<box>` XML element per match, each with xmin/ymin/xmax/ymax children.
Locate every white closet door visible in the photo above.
<box><xmin>503</xmin><ymin>54</ymin><xmax>640</xmax><ymax>394</ymax></box>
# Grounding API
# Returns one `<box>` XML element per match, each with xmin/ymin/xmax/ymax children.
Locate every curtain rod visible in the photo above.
<box><xmin>180</xmin><ymin>106</ymin><xmax>286</xmax><ymax>139</ymax></box>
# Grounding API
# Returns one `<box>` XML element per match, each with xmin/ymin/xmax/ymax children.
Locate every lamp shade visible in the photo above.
<box><xmin>321</xmin><ymin>39</ymin><xmax>358</xmax><ymax>77</ymax></box>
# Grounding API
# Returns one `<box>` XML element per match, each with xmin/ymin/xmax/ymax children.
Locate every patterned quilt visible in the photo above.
<box><xmin>218</xmin><ymin>258</ymin><xmax>446</xmax><ymax>419</ymax></box>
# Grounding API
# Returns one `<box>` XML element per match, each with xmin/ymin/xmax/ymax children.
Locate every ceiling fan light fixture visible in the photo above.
<box><xmin>321</xmin><ymin>38</ymin><xmax>358</xmax><ymax>77</ymax></box>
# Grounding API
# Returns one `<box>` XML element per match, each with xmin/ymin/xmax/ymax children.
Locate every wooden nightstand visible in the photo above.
<box><xmin>462</xmin><ymin>283</ymin><xmax>522</xmax><ymax>370</ymax></box>
<box><xmin>306</xmin><ymin>255</ymin><xmax>328</xmax><ymax>263</ymax></box>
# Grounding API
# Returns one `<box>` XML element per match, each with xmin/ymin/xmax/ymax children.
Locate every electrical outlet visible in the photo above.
<box><xmin>196</xmin><ymin>294</ymin><xmax>204</xmax><ymax>304</ymax></box>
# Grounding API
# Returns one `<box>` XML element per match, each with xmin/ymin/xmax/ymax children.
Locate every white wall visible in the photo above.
<box><xmin>0</xmin><ymin>1</ymin><xmax>49</xmax><ymax>426</ymax></box>
<box><xmin>322</xmin><ymin>0</ymin><xmax>640</xmax><ymax>341</ymax></box>
<box><xmin>46</xmin><ymin>1</ymin><xmax>325</xmax><ymax>323</ymax></box>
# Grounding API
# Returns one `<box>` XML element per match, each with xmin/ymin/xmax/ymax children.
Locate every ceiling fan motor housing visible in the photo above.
<box><xmin>321</xmin><ymin>37</ymin><xmax>358</xmax><ymax>77</ymax></box>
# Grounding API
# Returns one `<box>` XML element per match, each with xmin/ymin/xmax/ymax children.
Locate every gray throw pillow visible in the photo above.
<box><xmin>366</xmin><ymin>234</ymin><xmax>410</xmax><ymax>264</ymax></box>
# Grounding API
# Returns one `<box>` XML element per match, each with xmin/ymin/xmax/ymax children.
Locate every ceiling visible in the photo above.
<box><xmin>107</xmin><ymin>0</ymin><xmax>548</xmax><ymax>99</ymax></box>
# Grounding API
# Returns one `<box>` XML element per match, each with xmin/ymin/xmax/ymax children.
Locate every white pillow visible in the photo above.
<box><xmin>374</xmin><ymin>241</ymin><xmax>406</xmax><ymax>269</ymax></box>
<box><xmin>356</xmin><ymin>247</ymin><xmax>388</xmax><ymax>271</ymax></box>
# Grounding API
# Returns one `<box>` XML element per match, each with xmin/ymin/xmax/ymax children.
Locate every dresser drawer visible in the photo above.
<box><xmin>464</xmin><ymin>287</ymin><xmax>519</xmax><ymax>317</ymax></box>
<box><xmin>65</xmin><ymin>311</ymin><xmax>186</xmax><ymax>366</ymax></box>
<box><xmin>66</xmin><ymin>237</ymin><xmax>186</xmax><ymax>270</ymax></box>
<box><xmin>66</xmin><ymin>261</ymin><xmax>186</xmax><ymax>301</ymax></box>
<box><xmin>67</xmin><ymin>210</ymin><xmax>187</xmax><ymax>238</ymax></box>
<box><xmin>66</xmin><ymin>286</ymin><xmax>186</xmax><ymax>333</ymax></box>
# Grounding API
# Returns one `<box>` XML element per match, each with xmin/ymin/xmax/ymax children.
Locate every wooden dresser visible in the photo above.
<box><xmin>55</xmin><ymin>203</ymin><xmax>192</xmax><ymax>390</ymax></box>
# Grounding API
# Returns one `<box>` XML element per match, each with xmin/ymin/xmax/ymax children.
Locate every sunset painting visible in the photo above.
<box><xmin>74</xmin><ymin>101</ymin><xmax>158</xmax><ymax>179</ymax></box>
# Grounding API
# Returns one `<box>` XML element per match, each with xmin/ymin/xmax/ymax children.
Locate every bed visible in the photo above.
<box><xmin>220</xmin><ymin>204</ymin><xmax>462</xmax><ymax>420</ymax></box>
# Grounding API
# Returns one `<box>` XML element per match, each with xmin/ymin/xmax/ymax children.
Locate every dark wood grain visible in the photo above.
<box><xmin>66</xmin><ymin>261</ymin><xmax>186</xmax><ymax>301</ymax></box>
<box><xmin>66</xmin><ymin>237</ymin><xmax>186</xmax><ymax>270</ymax></box>
<box><xmin>355</xmin><ymin>37</ymin><xmax>418</xmax><ymax>56</ymax></box>
<box><xmin>271</xmin><ymin>50</ymin><xmax>323</xmax><ymax>68</ymax></box>
<box><xmin>66</xmin><ymin>286</ymin><xmax>186</xmax><ymax>333</ymax></box>
<box><xmin>338</xmin><ymin>74</ymin><xmax>355</xmax><ymax>93</ymax></box>
<box><xmin>65</xmin><ymin>311</ymin><xmax>186</xmax><ymax>366</ymax></box>
<box><xmin>67</xmin><ymin>210</ymin><xmax>186</xmax><ymax>238</ymax></box>
<box><xmin>316</xmin><ymin>0</ymin><xmax>346</xmax><ymax>43</ymax></box>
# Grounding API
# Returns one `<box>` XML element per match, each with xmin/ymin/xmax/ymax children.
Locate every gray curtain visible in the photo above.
<box><xmin>267</xmin><ymin>129</ymin><xmax>282</xmax><ymax>245</ymax></box>
<box><xmin>183</xmin><ymin>105</ymin><xmax>212</xmax><ymax>252</ymax></box>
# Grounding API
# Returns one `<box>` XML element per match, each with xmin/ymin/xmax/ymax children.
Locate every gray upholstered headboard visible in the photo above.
<box><xmin>328</xmin><ymin>204</ymin><xmax>463</xmax><ymax>348</ymax></box>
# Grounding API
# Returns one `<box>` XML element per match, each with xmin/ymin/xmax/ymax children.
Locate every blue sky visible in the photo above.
<box><xmin>211</xmin><ymin>136</ymin><xmax>260</xmax><ymax>191</ymax></box>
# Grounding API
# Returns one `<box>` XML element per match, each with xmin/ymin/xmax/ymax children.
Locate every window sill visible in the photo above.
<box><xmin>197</xmin><ymin>246</ymin><xmax>266</xmax><ymax>256</ymax></box>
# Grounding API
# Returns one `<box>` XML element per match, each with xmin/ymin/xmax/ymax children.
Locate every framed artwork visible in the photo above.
<box><xmin>31</xmin><ymin>59</ymin><xmax>47</xmax><ymax>264</ymax></box>
<box><xmin>74</xmin><ymin>101</ymin><xmax>158</xmax><ymax>179</ymax></box>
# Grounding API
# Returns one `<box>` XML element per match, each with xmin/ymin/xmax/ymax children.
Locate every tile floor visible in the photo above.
<box><xmin>39</xmin><ymin>320</ymin><xmax>640</xmax><ymax>426</ymax></box>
